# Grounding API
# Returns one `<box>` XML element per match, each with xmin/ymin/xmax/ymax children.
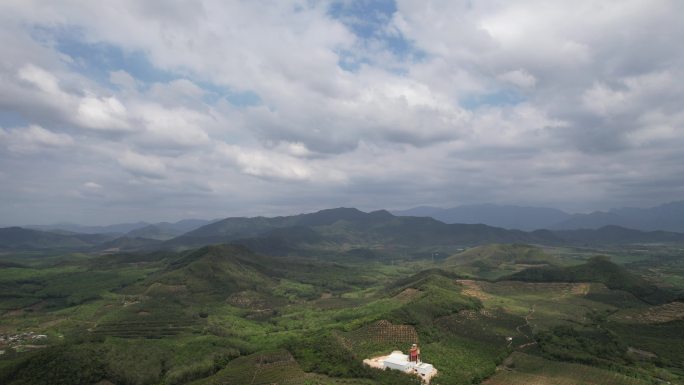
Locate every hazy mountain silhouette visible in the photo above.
<box><xmin>552</xmin><ymin>201</ymin><xmax>684</xmax><ymax>232</ymax></box>
<box><xmin>395</xmin><ymin>201</ymin><xmax>684</xmax><ymax>232</ymax></box>
<box><xmin>393</xmin><ymin>204</ymin><xmax>570</xmax><ymax>230</ymax></box>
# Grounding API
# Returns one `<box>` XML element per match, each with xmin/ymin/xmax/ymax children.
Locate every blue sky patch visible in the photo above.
<box><xmin>329</xmin><ymin>0</ymin><xmax>422</xmax><ymax>62</ymax></box>
<box><xmin>0</xmin><ymin>111</ymin><xmax>30</xmax><ymax>128</ymax></box>
<box><xmin>329</xmin><ymin>0</ymin><xmax>397</xmax><ymax>39</ymax></box>
<box><xmin>32</xmin><ymin>26</ymin><xmax>262</xmax><ymax>107</ymax></box>
<box><xmin>198</xmin><ymin>82</ymin><xmax>262</xmax><ymax>107</ymax></box>
<box><xmin>39</xmin><ymin>26</ymin><xmax>176</xmax><ymax>85</ymax></box>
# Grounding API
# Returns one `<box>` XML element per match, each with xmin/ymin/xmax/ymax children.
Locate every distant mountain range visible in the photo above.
<box><xmin>393</xmin><ymin>204</ymin><xmax>570</xmax><ymax>231</ymax></box>
<box><xmin>163</xmin><ymin>208</ymin><xmax>543</xmax><ymax>253</ymax></box>
<box><xmin>0</xmin><ymin>227</ymin><xmax>117</xmax><ymax>250</ymax></box>
<box><xmin>27</xmin><ymin>219</ymin><xmax>215</xmax><ymax>238</ymax></box>
<box><xmin>26</xmin><ymin>221</ymin><xmax>151</xmax><ymax>234</ymax></box>
<box><xmin>4</xmin><ymin>206</ymin><xmax>684</xmax><ymax>254</ymax></box>
<box><xmin>552</xmin><ymin>201</ymin><xmax>684</xmax><ymax>232</ymax></box>
<box><xmin>172</xmin><ymin>209</ymin><xmax>684</xmax><ymax>255</ymax></box>
<box><xmin>393</xmin><ymin>201</ymin><xmax>684</xmax><ymax>232</ymax></box>
<box><xmin>20</xmin><ymin>201</ymin><xmax>684</xmax><ymax>240</ymax></box>
<box><xmin>123</xmin><ymin>219</ymin><xmax>217</xmax><ymax>240</ymax></box>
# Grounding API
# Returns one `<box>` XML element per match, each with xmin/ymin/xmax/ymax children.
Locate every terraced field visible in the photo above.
<box><xmin>337</xmin><ymin>320</ymin><xmax>419</xmax><ymax>358</ymax></box>
<box><xmin>612</xmin><ymin>301</ymin><xmax>684</xmax><ymax>323</ymax></box>
<box><xmin>343</xmin><ymin>320</ymin><xmax>418</xmax><ymax>346</ymax></box>
<box><xmin>189</xmin><ymin>350</ymin><xmax>303</xmax><ymax>385</ymax></box>
<box><xmin>435</xmin><ymin>307</ymin><xmax>533</xmax><ymax>348</ymax></box>
<box><xmin>91</xmin><ymin>318</ymin><xmax>199</xmax><ymax>338</ymax></box>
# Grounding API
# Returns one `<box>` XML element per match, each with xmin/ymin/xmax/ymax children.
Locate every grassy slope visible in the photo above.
<box><xmin>444</xmin><ymin>244</ymin><xmax>561</xmax><ymax>279</ymax></box>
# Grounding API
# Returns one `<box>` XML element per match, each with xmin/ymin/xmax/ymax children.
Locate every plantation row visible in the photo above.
<box><xmin>344</xmin><ymin>320</ymin><xmax>418</xmax><ymax>346</ymax></box>
<box><xmin>91</xmin><ymin>319</ymin><xmax>198</xmax><ymax>338</ymax></box>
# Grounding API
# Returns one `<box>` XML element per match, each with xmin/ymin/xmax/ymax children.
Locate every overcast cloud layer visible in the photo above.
<box><xmin>1</xmin><ymin>0</ymin><xmax>683</xmax><ymax>225</ymax></box>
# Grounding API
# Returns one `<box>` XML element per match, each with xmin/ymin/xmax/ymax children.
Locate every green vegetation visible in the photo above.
<box><xmin>503</xmin><ymin>256</ymin><xmax>677</xmax><ymax>304</ymax></box>
<box><xmin>537</xmin><ymin>325</ymin><xmax>629</xmax><ymax>365</ymax></box>
<box><xmin>483</xmin><ymin>352</ymin><xmax>651</xmax><ymax>385</ymax></box>
<box><xmin>0</xmin><ymin>240</ymin><xmax>682</xmax><ymax>384</ymax></box>
<box><xmin>445</xmin><ymin>244</ymin><xmax>560</xmax><ymax>279</ymax></box>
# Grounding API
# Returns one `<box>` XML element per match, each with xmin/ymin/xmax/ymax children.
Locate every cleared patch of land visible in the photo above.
<box><xmin>612</xmin><ymin>301</ymin><xmax>684</xmax><ymax>323</ymax></box>
<box><xmin>337</xmin><ymin>320</ymin><xmax>419</xmax><ymax>357</ymax></box>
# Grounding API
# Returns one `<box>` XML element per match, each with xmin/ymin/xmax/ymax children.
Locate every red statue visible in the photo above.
<box><xmin>409</xmin><ymin>343</ymin><xmax>420</xmax><ymax>362</ymax></box>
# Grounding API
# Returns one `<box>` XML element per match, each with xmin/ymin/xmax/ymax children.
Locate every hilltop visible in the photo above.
<box><xmin>444</xmin><ymin>244</ymin><xmax>560</xmax><ymax>279</ymax></box>
<box><xmin>143</xmin><ymin>244</ymin><xmax>277</xmax><ymax>301</ymax></box>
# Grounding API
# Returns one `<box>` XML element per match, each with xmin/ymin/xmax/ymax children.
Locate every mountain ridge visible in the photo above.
<box><xmin>5</xmin><ymin>207</ymin><xmax>684</xmax><ymax>253</ymax></box>
<box><xmin>395</xmin><ymin>201</ymin><xmax>684</xmax><ymax>232</ymax></box>
<box><xmin>392</xmin><ymin>204</ymin><xmax>571</xmax><ymax>230</ymax></box>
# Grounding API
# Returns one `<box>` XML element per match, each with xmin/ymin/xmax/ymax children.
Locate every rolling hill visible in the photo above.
<box><xmin>124</xmin><ymin>219</ymin><xmax>216</xmax><ymax>240</ymax></box>
<box><xmin>163</xmin><ymin>209</ymin><xmax>684</xmax><ymax>254</ymax></box>
<box><xmin>163</xmin><ymin>208</ymin><xmax>554</xmax><ymax>253</ymax></box>
<box><xmin>5</xmin><ymin>209</ymin><xmax>684</xmax><ymax>254</ymax></box>
<box><xmin>503</xmin><ymin>256</ymin><xmax>676</xmax><ymax>304</ymax></box>
<box><xmin>445</xmin><ymin>244</ymin><xmax>558</xmax><ymax>267</ymax></box>
<box><xmin>143</xmin><ymin>244</ymin><xmax>277</xmax><ymax>299</ymax></box>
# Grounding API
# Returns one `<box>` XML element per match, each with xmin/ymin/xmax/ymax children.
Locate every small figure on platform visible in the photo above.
<box><xmin>409</xmin><ymin>343</ymin><xmax>420</xmax><ymax>363</ymax></box>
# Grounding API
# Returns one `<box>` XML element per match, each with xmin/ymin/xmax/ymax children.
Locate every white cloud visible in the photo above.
<box><xmin>117</xmin><ymin>151</ymin><xmax>168</xmax><ymax>179</ymax></box>
<box><xmin>0</xmin><ymin>124</ymin><xmax>73</xmax><ymax>153</ymax></box>
<box><xmin>109</xmin><ymin>70</ymin><xmax>139</xmax><ymax>91</ymax></box>
<box><xmin>76</xmin><ymin>94</ymin><xmax>130</xmax><ymax>130</ymax></box>
<box><xmin>498</xmin><ymin>69</ymin><xmax>537</xmax><ymax>88</ymax></box>
<box><xmin>273</xmin><ymin>141</ymin><xmax>314</xmax><ymax>158</ymax></box>
<box><xmin>217</xmin><ymin>143</ymin><xmax>346</xmax><ymax>183</ymax></box>
<box><xmin>83</xmin><ymin>181</ymin><xmax>103</xmax><ymax>190</ymax></box>
<box><xmin>1</xmin><ymin>1</ymin><xmax>684</xmax><ymax>223</ymax></box>
<box><xmin>13</xmin><ymin>64</ymin><xmax>132</xmax><ymax>132</ymax></box>
<box><xmin>131</xmin><ymin>102</ymin><xmax>211</xmax><ymax>148</ymax></box>
<box><xmin>18</xmin><ymin>64</ymin><xmax>62</xmax><ymax>95</ymax></box>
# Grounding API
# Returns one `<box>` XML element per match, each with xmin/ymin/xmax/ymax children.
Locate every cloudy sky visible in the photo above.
<box><xmin>1</xmin><ymin>0</ymin><xmax>683</xmax><ymax>225</ymax></box>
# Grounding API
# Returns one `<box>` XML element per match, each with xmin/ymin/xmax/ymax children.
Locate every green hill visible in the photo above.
<box><xmin>446</xmin><ymin>244</ymin><xmax>557</xmax><ymax>266</ymax></box>
<box><xmin>443</xmin><ymin>244</ymin><xmax>559</xmax><ymax>278</ymax></box>
<box><xmin>164</xmin><ymin>208</ymin><xmax>557</xmax><ymax>254</ymax></box>
<box><xmin>143</xmin><ymin>244</ymin><xmax>277</xmax><ymax>300</ymax></box>
<box><xmin>503</xmin><ymin>256</ymin><xmax>675</xmax><ymax>304</ymax></box>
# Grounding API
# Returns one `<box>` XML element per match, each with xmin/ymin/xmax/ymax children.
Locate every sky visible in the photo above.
<box><xmin>1</xmin><ymin>0</ymin><xmax>683</xmax><ymax>225</ymax></box>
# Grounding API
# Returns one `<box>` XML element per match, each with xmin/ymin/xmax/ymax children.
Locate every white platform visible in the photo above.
<box><xmin>363</xmin><ymin>350</ymin><xmax>437</xmax><ymax>383</ymax></box>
